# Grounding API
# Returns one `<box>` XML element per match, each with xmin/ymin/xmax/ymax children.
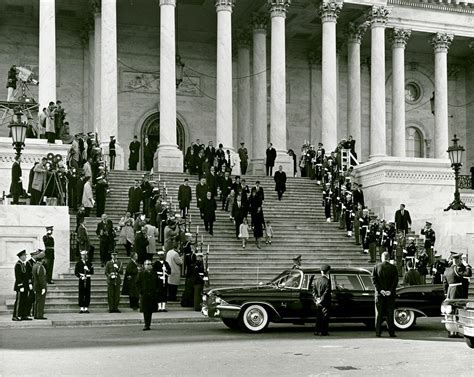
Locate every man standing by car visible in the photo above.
<box><xmin>443</xmin><ymin>252</ymin><xmax>471</xmax><ymax>299</ymax></box>
<box><xmin>372</xmin><ymin>251</ymin><xmax>399</xmax><ymax>337</ymax></box>
<box><xmin>312</xmin><ymin>264</ymin><xmax>331</xmax><ymax>336</ymax></box>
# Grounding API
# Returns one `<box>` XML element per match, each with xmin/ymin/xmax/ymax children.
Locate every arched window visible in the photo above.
<box><xmin>405</xmin><ymin>127</ymin><xmax>423</xmax><ymax>158</ymax></box>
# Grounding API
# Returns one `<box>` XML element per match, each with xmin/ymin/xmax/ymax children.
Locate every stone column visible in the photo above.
<box><xmin>93</xmin><ymin>8</ymin><xmax>102</xmax><ymax>135</ymax></box>
<box><xmin>308</xmin><ymin>50</ymin><xmax>321</xmax><ymax>146</ymax></box>
<box><xmin>346</xmin><ymin>22</ymin><xmax>367</xmax><ymax>160</ymax></box>
<box><xmin>156</xmin><ymin>0</ymin><xmax>183</xmax><ymax>172</ymax></box>
<box><xmin>249</xmin><ymin>12</ymin><xmax>268</xmax><ymax>175</ymax></box>
<box><xmin>236</xmin><ymin>29</ymin><xmax>252</xmax><ymax>154</ymax></box>
<box><xmin>431</xmin><ymin>33</ymin><xmax>454</xmax><ymax>159</ymax></box>
<box><xmin>319</xmin><ymin>1</ymin><xmax>342</xmax><ymax>153</ymax></box>
<box><xmin>268</xmin><ymin>0</ymin><xmax>293</xmax><ymax>174</ymax></box>
<box><xmin>368</xmin><ymin>6</ymin><xmax>390</xmax><ymax>159</ymax></box>
<box><xmin>38</xmin><ymin>0</ymin><xmax>57</xmax><ymax>111</ymax></box>
<box><xmin>390</xmin><ymin>28</ymin><xmax>411</xmax><ymax>157</ymax></box>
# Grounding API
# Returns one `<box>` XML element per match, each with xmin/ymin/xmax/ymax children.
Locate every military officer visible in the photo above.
<box><xmin>153</xmin><ymin>250</ymin><xmax>171</xmax><ymax>312</ymax></box>
<box><xmin>31</xmin><ymin>250</ymin><xmax>47</xmax><ymax>320</ymax></box>
<box><xmin>460</xmin><ymin>254</ymin><xmax>472</xmax><ymax>299</ymax></box>
<box><xmin>367</xmin><ymin>219</ymin><xmax>378</xmax><ymax>263</ymax></box>
<box><xmin>312</xmin><ymin>264</ymin><xmax>331</xmax><ymax>336</ymax></box>
<box><xmin>43</xmin><ymin>226</ymin><xmax>55</xmax><ymax>284</ymax></box>
<box><xmin>13</xmin><ymin>250</ymin><xmax>32</xmax><ymax>321</ymax></box>
<box><xmin>421</xmin><ymin>221</ymin><xmax>436</xmax><ymax>266</ymax></box>
<box><xmin>96</xmin><ymin>214</ymin><xmax>115</xmax><ymax>267</ymax></box>
<box><xmin>322</xmin><ymin>183</ymin><xmax>332</xmax><ymax>223</ymax></box>
<box><xmin>443</xmin><ymin>252</ymin><xmax>469</xmax><ymax>299</ymax></box>
<box><xmin>192</xmin><ymin>252</ymin><xmax>207</xmax><ymax>311</ymax></box>
<box><xmin>75</xmin><ymin>250</ymin><xmax>94</xmax><ymax>313</ymax></box>
<box><xmin>238</xmin><ymin>142</ymin><xmax>248</xmax><ymax>175</ymax></box>
<box><xmin>105</xmin><ymin>251</ymin><xmax>123</xmax><ymax>313</ymax></box>
<box><xmin>431</xmin><ymin>255</ymin><xmax>446</xmax><ymax>284</ymax></box>
<box><xmin>360</xmin><ymin>208</ymin><xmax>370</xmax><ymax>255</ymax></box>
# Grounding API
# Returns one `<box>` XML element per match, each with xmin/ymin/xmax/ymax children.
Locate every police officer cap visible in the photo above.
<box><xmin>425</xmin><ymin>221</ymin><xmax>432</xmax><ymax>226</ymax></box>
<box><xmin>157</xmin><ymin>250</ymin><xmax>165</xmax><ymax>255</ymax></box>
<box><xmin>80</xmin><ymin>250</ymin><xmax>88</xmax><ymax>256</ymax></box>
<box><xmin>450</xmin><ymin>251</ymin><xmax>463</xmax><ymax>259</ymax></box>
<box><xmin>292</xmin><ymin>255</ymin><xmax>302</xmax><ymax>261</ymax></box>
<box><xmin>17</xmin><ymin>249</ymin><xmax>27</xmax><ymax>258</ymax></box>
<box><xmin>111</xmin><ymin>251</ymin><xmax>118</xmax><ymax>256</ymax></box>
<box><xmin>320</xmin><ymin>264</ymin><xmax>331</xmax><ymax>273</ymax></box>
<box><xmin>46</xmin><ymin>226</ymin><xmax>54</xmax><ymax>231</ymax></box>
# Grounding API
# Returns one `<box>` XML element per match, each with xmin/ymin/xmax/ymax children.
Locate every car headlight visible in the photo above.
<box><xmin>441</xmin><ymin>304</ymin><xmax>453</xmax><ymax>315</ymax></box>
<box><xmin>202</xmin><ymin>294</ymin><xmax>208</xmax><ymax>302</ymax></box>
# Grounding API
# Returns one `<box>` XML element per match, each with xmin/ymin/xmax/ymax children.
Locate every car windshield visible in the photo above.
<box><xmin>269</xmin><ymin>270</ymin><xmax>302</xmax><ymax>289</ymax></box>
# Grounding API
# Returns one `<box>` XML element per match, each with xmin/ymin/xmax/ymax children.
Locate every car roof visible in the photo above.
<box><xmin>296</xmin><ymin>267</ymin><xmax>373</xmax><ymax>275</ymax></box>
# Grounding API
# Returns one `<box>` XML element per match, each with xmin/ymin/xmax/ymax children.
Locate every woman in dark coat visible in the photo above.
<box><xmin>10</xmin><ymin>156</ymin><xmax>23</xmax><ymax>204</ymax></box>
<box><xmin>252</xmin><ymin>206</ymin><xmax>265</xmax><ymax>249</ymax></box>
<box><xmin>248</xmin><ymin>188</ymin><xmax>262</xmax><ymax>228</ymax></box>
<box><xmin>274</xmin><ymin>165</ymin><xmax>287</xmax><ymax>201</ymax></box>
<box><xmin>122</xmin><ymin>253</ymin><xmax>140</xmax><ymax>310</ymax></box>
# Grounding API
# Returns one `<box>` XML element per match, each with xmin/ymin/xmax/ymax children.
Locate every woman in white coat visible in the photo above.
<box><xmin>165</xmin><ymin>248</ymin><xmax>183</xmax><ymax>301</ymax></box>
<box><xmin>82</xmin><ymin>177</ymin><xmax>94</xmax><ymax>217</ymax></box>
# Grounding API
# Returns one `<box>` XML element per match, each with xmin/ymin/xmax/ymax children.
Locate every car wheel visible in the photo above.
<box><xmin>239</xmin><ymin>304</ymin><xmax>269</xmax><ymax>333</ymax></box>
<box><xmin>221</xmin><ymin>318</ymin><xmax>240</xmax><ymax>331</ymax></box>
<box><xmin>465</xmin><ymin>336</ymin><xmax>474</xmax><ymax>349</ymax></box>
<box><xmin>394</xmin><ymin>309</ymin><xmax>415</xmax><ymax>330</ymax></box>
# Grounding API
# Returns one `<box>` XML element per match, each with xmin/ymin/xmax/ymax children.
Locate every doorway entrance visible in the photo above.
<box><xmin>140</xmin><ymin>112</ymin><xmax>186</xmax><ymax>169</ymax></box>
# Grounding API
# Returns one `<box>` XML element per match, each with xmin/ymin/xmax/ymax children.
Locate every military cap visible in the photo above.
<box><xmin>292</xmin><ymin>255</ymin><xmax>302</xmax><ymax>262</ymax></box>
<box><xmin>240</xmin><ymin>142</ymin><xmax>245</xmax><ymax>145</ymax></box>
<box><xmin>185</xmin><ymin>232</ymin><xmax>192</xmax><ymax>237</ymax></box>
<box><xmin>110</xmin><ymin>251</ymin><xmax>118</xmax><ymax>256</ymax></box>
<box><xmin>152</xmin><ymin>187</ymin><xmax>159</xmax><ymax>192</ymax></box>
<box><xmin>31</xmin><ymin>249</ymin><xmax>45</xmax><ymax>259</ymax></box>
<box><xmin>110</xmin><ymin>135</ymin><xmax>115</xmax><ymax>139</ymax></box>
<box><xmin>320</xmin><ymin>264</ymin><xmax>331</xmax><ymax>273</ymax></box>
<box><xmin>157</xmin><ymin>250</ymin><xmax>165</xmax><ymax>255</ymax></box>
<box><xmin>80</xmin><ymin>250</ymin><xmax>88</xmax><ymax>256</ymax></box>
<box><xmin>450</xmin><ymin>251</ymin><xmax>463</xmax><ymax>259</ymax></box>
<box><xmin>363</xmin><ymin>208</ymin><xmax>369</xmax><ymax>212</ymax></box>
<box><xmin>195</xmin><ymin>252</ymin><xmax>203</xmax><ymax>257</ymax></box>
<box><xmin>17</xmin><ymin>249</ymin><xmax>27</xmax><ymax>258</ymax></box>
<box><xmin>46</xmin><ymin>226</ymin><xmax>54</xmax><ymax>231</ymax></box>
<box><xmin>425</xmin><ymin>221</ymin><xmax>432</xmax><ymax>226</ymax></box>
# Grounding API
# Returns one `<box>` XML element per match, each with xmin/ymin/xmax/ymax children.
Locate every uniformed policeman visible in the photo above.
<box><xmin>443</xmin><ymin>252</ymin><xmax>469</xmax><ymax>299</ymax></box>
<box><xmin>43</xmin><ymin>226</ymin><xmax>55</xmax><ymax>284</ymax></box>
<box><xmin>421</xmin><ymin>221</ymin><xmax>436</xmax><ymax>266</ymax></box>
<box><xmin>13</xmin><ymin>250</ymin><xmax>32</xmax><ymax>321</ymax></box>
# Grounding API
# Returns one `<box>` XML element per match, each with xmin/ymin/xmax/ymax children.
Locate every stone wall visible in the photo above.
<box><xmin>0</xmin><ymin>205</ymin><xmax>70</xmax><ymax>303</ymax></box>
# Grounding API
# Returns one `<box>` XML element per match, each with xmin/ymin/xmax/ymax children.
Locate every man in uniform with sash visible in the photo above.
<box><xmin>75</xmin><ymin>250</ymin><xmax>94</xmax><ymax>313</ymax></box>
<box><xmin>105</xmin><ymin>251</ymin><xmax>123</xmax><ymax>313</ymax></box>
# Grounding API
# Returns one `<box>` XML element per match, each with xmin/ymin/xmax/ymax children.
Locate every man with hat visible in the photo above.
<box><xmin>238</xmin><ymin>142</ymin><xmax>248</xmax><ymax>175</ymax></box>
<box><xmin>178</xmin><ymin>178</ymin><xmax>192</xmax><ymax>219</ymax></box>
<box><xmin>153</xmin><ymin>250</ymin><xmax>171</xmax><ymax>312</ymax></box>
<box><xmin>96</xmin><ymin>214</ymin><xmax>116</xmax><ymax>267</ymax></box>
<box><xmin>141</xmin><ymin>174</ymin><xmax>153</xmax><ymax>218</ymax></box>
<box><xmin>95</xmin><ymin>174</ymin><xmax>109</xmax><ymax>217</ymax></box>
<box><xmin>292</xmin><ymin>255</ymin><xmax>302</xmax><ymax>270</ymax></box>
<box><xmin>312</xmin><ymin>264</ymin><xmax>331</xmax><ymax>336</ymax></box>
<box><xmin>43</xmin><ymin>226</ymin><xmax>55</xmax><ymax>284</ymax></box>
<box><xmin>109</xmin><ymin>136</ymin><xmax>116</xmax><ymax>170</ymax></box>
<box><xmin>192</xmin><ymin>251</ymin><xmax>207</xmax><ymax>311</ymax></box>
<box><xmin>105</xmin><ymin>251</ymin><xmax>123</xmax><ymax>313</ymax></box>
<box><xmin>31</xmin><ymin>250</ymin><xmax>47</xmax><ymax>319</ymax></box>
<box><xmin>13</xmin><ymin>250</ymin><xmax>32</xmax><ymax>321</ymax></box>
<box><xmin>421</xmin><ymin>221</ymin><xmax>436</xmax><ymax>266</ymax></box>
<box><xmin>136</xmin><ymin>259</ymin><xmax>159</xmax><ymax>330</ymax></box>
<box><xmin>128</xmin><ymin>179</ymin><xmax>142</xmax><ymax>217</ymax></box>
<box><xmin>75</xmin><ymin>250</ymin><xmax>94</xmax><ymax>313</ymax></box>
<box><xmin>128</xmin><ymin>135</ymin><xmax>141</xmax><ymax>170</ymax></box>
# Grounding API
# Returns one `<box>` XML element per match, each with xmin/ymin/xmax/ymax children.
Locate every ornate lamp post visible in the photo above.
<box><xmin>8</xmin><ymin>109</ymin><xmax>28</xmax><ymax>157</ymax></box>
<box><xmin>444</xmin><ymin>134</ymin><xmax>471</xmax><ymax>211</ymax></box>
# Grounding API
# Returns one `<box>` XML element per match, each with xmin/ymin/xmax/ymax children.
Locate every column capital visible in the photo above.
<box><xmin>319</xmin><ymin>0</ymin><xmax>342</xmax><ymax>23</ymax></box>
<box><xmin>251</xmin><ymin>11</ymin><xmax>269</xmax><ymax>32</ymax></box>
<box><xmin>215</xmin><ymin>0</ymin><xmax>234</xmax><ymax>12</ymax></box>
<box><xmin>267</xmin><ymin>0</ymin><xmax>291</xmax><ymax>18</ymax></box>
<box><xmin>235</xmin><ymin>28</ymin><xmax>252</xmax><ymax>48</ymax></box>
<box><xmin>367</xmin><ymin>5</ymin><xmax>391</xmax><ymax>28</ymax></box>
<box><xmin>159</xmin><ymin>0</ymin><xmax>176</xmax><ymax>6</ymax></box>
<box><xmin>430</xmin><ymin>33</ymin><xmax>454</xmax><ymax>53</ymax></box>
<box><xmin>389</xmin><ymin>28</ymin><xmax>411</xmax><ymax>49</ymax></box>
<box><xmin>346</xmin><ymin>22</ymin><xmax>368</xmax><ymax>44</ymax></box>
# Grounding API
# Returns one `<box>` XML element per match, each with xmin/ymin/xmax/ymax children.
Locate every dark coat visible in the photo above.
<box><xmin>274</xmin><ymin>171</ymin><xmax>287</xmax><ymax>192</ymax></box>
<box><xmin>129</xmin><ymin>141</ymin><xmax>141</xmax><ymax>163</ymax></box>
<box><xmin>128</xmin><ymin>186</ymin><xmax>142</xmax><ymax>213</ymax></box>
<box><xmin>352</xmin><ymin>188</ymin><xmax>364</xmax><ymax>208</ymax></box>
<box><xmin>10</xmin><ymin>161</ymin><xmax>23</xmax><ymax>196</ymax></box>
<box><xmin>202</xmin><ymin>197</ymin><xmax>217</xmax><ymax>223</ymax></box>
<box><xmin>32</xmin><ymin>262</ymin><xmax>47</xmax><ymax>292</ymax></box>
<box><xmin>134</xmin><ymin>232</ymin><xmax>149</xmax><ymax>265</ymax></box>
<box><xmin>178</xmin><ymin>184</ymin><xmax>192</xmax><ymax>209</ymax></box>
<box><xmin>136</xmin><ymin>270</ymin><xmax>159</xmax><ymax>303</ymax></box>
<box><xmin>195</xmin><ymin>183</ymin><xmax>208</xmax><ymax>209</ymax></box>
<box><xmin>74</xmin><ymin>259</ymin><xmax>94</xmax><ymax>280</ymax></box>
<box><xmin>7</xmin><ymin>68</ymin><xmax>17</xmax><ymax>89</ymax></box>
<box><xmin>14</xmin><ymin>261</ymin><xmax>30</xmax><ymax>292</ymax></box>
<box><xmin>77</xmin><ymin>224</ymin><xmax>90</xmax><ymax>252</ymax></box>
<box><xmin>371</xmin><ymin>261</ymin><xmax>399</xmax><ymax>297</ymax></box>
<box><xmin>312</xmin><ymin>275</ymin><xmax>332</xmax><ymax>307</ymax></box>
<box><xmin>266</xmin><ymin>147</ymin><xmax>276</xmax><ymax>167</ymax></box>
<box><xmin>206</xmin><ymin>173</ymin><xmax>218</xmax><ymax>197</ymax></box>
<box><xmin>122</xmin><ymin>259</ymin><xmax>139</xmax><ymax>297</ymax></box>
<box><xmin>43</xmin><ymin>234</ymin><xmax>55</xmax><ymax>260</ymax></box>
<box><xmin>252</xmin><ymin>210</ymin><xmax>265</xmax><ymax>239</ymax></box>
<box><xmin>394</xmin><ymin>209</ymin><xmax>411</xmax><ymax>233</ymax></box>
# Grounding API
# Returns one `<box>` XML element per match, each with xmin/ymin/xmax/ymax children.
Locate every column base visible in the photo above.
<box><xmin>100</xmin><ymin>142</ymin><xmax>124</xmax><ymax>170</ymax></box>
<box><xmin>248</xmin><ymin>158</ymin><xmax>266</xmax><ymax>176</ymax></box>
<box><xmin>154</xmin><ymin>144</ymin><xmax>184</xmax><ymax>173</ymax></box>
<box><xmin>274</xmin><ymin>151</ymin><xmax>295</xmax><ymax>177</ymax></box>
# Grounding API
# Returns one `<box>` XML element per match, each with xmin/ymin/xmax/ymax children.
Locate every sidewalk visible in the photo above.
<box><xmin>0</xmin><ymin>309</ymin><xmax>215</xmax><ymax>329</ymax></box>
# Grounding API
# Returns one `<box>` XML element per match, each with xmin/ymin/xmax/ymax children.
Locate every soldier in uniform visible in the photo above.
<box><xmin>109</xmin><ymin>136</ymin><xmax>116</xmax><ymax>170</ymax></box>
<box><xmin>105</xmin><ymin>251</ymin><xmax>123</xmax><ymax>313</ymax></box>
<box><xmin>312</xmin><ymin>264</ymin><xmax>331</xmax><ymax>336</ymax></box>
<box><xmin>193</xmin><ymin>252</ymin><xmax>207</xmax><ymax>311</ymax></box>
<box><xmin>31</xmin><ymin>250</ymin><xmax>47</xmax><ymax>320</ymax></box>
<box><xmin>415</xmin><ymin>248</ymin><xmax>429</xmax><ymax>284</ymax></box>
<box><xmin>238</xmin><ymin>142</ymin><xmax>248</xmax><ymax>175</ymax></box>
<box><xmin>96</xmin><ymin>214</ymin><xmax>115</xmax><ymax>267</ymax></box>
<box><xmin>344</xmin><ymin>193</ymin><xmax>354</xmax><ymax>237</ymax></box>
<box><xmin>460</xmin><ymin>254</ymin><xmax>472</xmax><ymax>299</ymax></box>
<box><xmin>75</xmin><ymin>250</ymin><xmax>94</xmax><ymax>313</ymax></box>
<box><xmin>421</xmin><ymin>221</ymin><xmax>436</xmax><ymax>267</ymax></box>
<box><xmin>13</xmin><ymin>250</ymin><xmax>32</xmax><ymax>321</ymax></box>
<box><xmin>137</xmin><ymin>259</ymin><xmax>159</xmax><ymax>331</ymax></box>
<box><xmin>367</xmin><ymin>219</ymin><xmax>378</xmax><ymax>263</ymax></box>
<box><xmin>153</xmin><ymin>250</ymin><xmax>171</xmax><ymax>312</ymax></box>
<box><xmin>360</xmin><ymin>208</ymin><xmax>370</xmax><ymax>255</ymax></box>
<box><xmin>43</xmin><ymin>226</ymin><xmax>55</xmax><ymax>284</ymax></box>
<box><xmin>431</xmin><ymin>255</ymin><xmax>446</xmax><ymax>284</ymax></box>
<box><xmin>322</xmin><ymin>183</ymin><xmax>332</xmax><ymax>223</ymax></box>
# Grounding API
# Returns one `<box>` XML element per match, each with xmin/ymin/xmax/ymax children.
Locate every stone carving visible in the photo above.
<box><xmin>430</xmin><ymin>33</ymin><xmax>454</xmax><ymax>52</ymax></box>
<box><xmin>251</xmin><ymin>11</ymin><xmax>268</xmax><ymax>32</ymax></box>
<box><xmin>346</xmin><ymin>22</ymin><xmax>368</xmax><ymax>44</ymax></box>
<box><xmin>389</xmin><ymin>28</ymin><xmax>412</xmax><ymax>48</ymax></box>
<box><xmin>268</xmin><ymin>0</ymin><xmax>291</xmax><ymax>18</ymax></box>
<box><xmin>178</xmin><ymin>76</ymin><xmax>202</xmax><ymax>97</ymax></box>
<box><xmin>0</xmin><ymin>153</ymin><xmax>47</xmax><ymax>165</ymax></box>
<box><xmin>215</xmin><ymin>0</ymin><xmax>235</xmax><ymax>12</ymax></box>
<box><xmin>235</xmin><ymin>28</ymin><xmax>252</xmax><ymax>48</ymax></box>
<box><xmin>367</xmin><ymin>6</ymin><xmax>391</xmax><ymax>27</ymax></box>
<box><xmin>319</xmin><ymin>0</ymin><xmax>343</xmax><ymax>23</ymax></box>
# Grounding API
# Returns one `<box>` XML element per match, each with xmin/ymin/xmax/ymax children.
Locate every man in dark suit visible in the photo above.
<box><xmin>128</xmin><ymin>135</ymin><xmax>140</xmax><ymax>170</ymax></box>
<box><xmin>178</xmin><ymin>178</ymin><xmax>192</xmax><ymax>218</ymax></box>
<box><xmin>205</xmin><ymin>141</ymin><xmax>216</xmax><ymax>167</ymax></box>
<box><xmin>206</xmin><ymin>166</ymin><xmax>218</xmax><ymax>198</ymax></box>
<box><xmin>75</xmin><ymin>250</ymin><xmax>94</xmax><ymax>313</ymax></box>
<box><xmin>394</xmin><ymin>204</ymin><xmax>411</xmax><ymax>235</ymax></box>
<box><xmin>219</xmin><ymin>170</ymin><xmax>232</xmax><ymax>211</ymax></box>
<box><xmin>137</xmin><ymin>259</ymin><xmax>159</xmax><ymax>330</ymax></box>
<box><xmin>352</xmin><ymin>183</ymin><xmax>364</xmax><ymax>210</ymax></box>
<box><xmin>128</xmin><ymin>180</ymin><xmax>142</xmax><ymax>216</ymax></box>
<box><xmin>96</xmin><ymin>214</ymin><xmax>115</xmax><ymax>267</ymax></box>
<box><xmin>371</xmin><ymin>251</ymin><xmax>399</xmax><ymax>337</ymax></box>
<box><xmin>195</xmin><ymin>177</ymin><xmax>208</xmax><ymax>219</ymax></box>
<box><xmin>10</xmin><ymin>155</ymin><xmax>23</xmax><ymax>204</ymax></box>
<box><xmin>232</xmin><ymin>194</ymin><xmax>246</xmax><ymax>239</ymax></box>
<box><xmin>274</xmin><ymin>165</ymin><xmax>287</xmax><ymax>201</ymax></box>
<box><xmin>12</xmin><ymin>250</ymin><xmax>32</xmax><ymax>321</ymax></box>
<box><xmin>265</xmin><ymin>142</ymin><xmax>276</xmax><ymax>176</ymax></box>
<box><xmin>202</xmin><ymin>191</ymin><xmax>217</xmax><ymax>235</ymax></box>
<box><xmin>312</xmin><ymin>264</ymin><xmax>332</xmax><ymax>336</ymax></box>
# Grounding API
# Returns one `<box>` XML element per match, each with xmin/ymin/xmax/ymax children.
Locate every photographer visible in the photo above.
<box><xmin>7</xmin><ymin>65</ymin><xmax>17</xmax><ymax>101</ymax></box>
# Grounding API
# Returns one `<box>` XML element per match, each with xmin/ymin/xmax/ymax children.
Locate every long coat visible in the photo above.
<box><xmin>166</xmin><ymin>249</ymin><xmax>183</xmax><ymax>286</ymax></box>
<box><xmin>32</xmin><ymin>163</ymin><xmax>47</xmax><ymax>192</ymax></box>
<box><xmin>144</xmin><ymin>224</ymin><xmax>159</xmax><ymax>255</ymax></box>
<box><xmin>274</xmin><ymin>171</ymin><xmax>287</xmax><ymax>193</ymax></box>
<box><xmin>32</xmin><ymin>262</ymin><xmax>47</xmax><ymax>292</ymax></box>
<box><xmin>122</xmin><ymin>259</ymin><xmax>139</xmax><ymax>298</ymax></box>
<box><xmin>153</xmin><ymin>259</ymin><xmax>171</xmax><ymax>302</ymax></box>
<box><xmin>128</xmin><ymin>186</ymin><xmax>142</xmax><ymax>213</ymax></box>
<box><xmin>82</xmin><ymin>181</ymin><xmax>94</xmax><ymax>208</ymax></box>
<box><xmin>195</xmin><ymin>183</ymin><xmax>208</xmax><ymax>209</ymax></box>
<box><xmin>202</xmin><ymin>197</ymin><xmax>217</xmax><ymax>223</ymax></box>
<box><xmin>266</xmin><ymin>147</ymin><xmax>276</xmax><ymax>167</ymax></box>
<box><xmin>10</xmin><ymin>161</ymin><xmax>23</xmax><ymax>196</ymax></box>
<box><xmin>77</xmin><ymin>223</ymin><xmax>90</xmax><ymax>252</ymax></box>
<box><xmin>178</xmin><ymin>184</ymin><xmax>192</xmax><ymax>209</ymax></box>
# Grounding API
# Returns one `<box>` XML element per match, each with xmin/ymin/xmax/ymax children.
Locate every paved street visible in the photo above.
<box><xmin>1</xmin><ymin>317</ymin><xmax>473</xmax><ymax>376</ymax></box>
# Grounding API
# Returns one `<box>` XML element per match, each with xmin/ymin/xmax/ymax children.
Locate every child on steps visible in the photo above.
<box><xmin>239</xmin><ymin>218</ymin><xmax>250</xmax><ymax>248</ymax></box>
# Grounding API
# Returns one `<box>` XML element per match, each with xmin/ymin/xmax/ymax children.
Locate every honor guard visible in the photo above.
<box><xmin>367</xmin><ymin>218</ymin><xmax>378</xmax><ymax>263</ymax></box>
<box><xmin>460</xmin><ymin>254</ymin><xmax>472</xmax><ymax>299</ymax></box>
<box><xmin>344</xmin><ymin>193</ymin><xmax>354</xmax><ymax>237</ymax></box>
<box><xmin>75</xmin><ymin>250</ymin><xmax>94</xmax><ymax>313</ymax></box>
<box><xmin>43</xmin><ymin>226</ymin><xmax>55</xmax><ymax>284</ymax></box>
<box><xmin>13</xmin><ymin>250</ymin><xmax>32</xmax><ymax>321</ymax></box>
<box><xmin>153</xmin><ymin>250</ymin><xmax>171</xmax><ymax>312</ymax></box>
<box><xmin>192</xmin><ymin>252</ymin><xmax>208</xmax><ymax>312</ymax></box>
<box><xmin>431</xmin><ymin>255</ymin><xmax>446</xmax><ymax>285</ymax></box>
<box><xmin>105</xmin><ymin>251</ymin><xmax>123</xmax><ymax>313</ymax></box>
<box><xmin>360</xmin><ymin>208</ymin><xmax>370</xmax><ymax>255</ymax></box>
<box><xmin>421</xmin><ymin>221</ymin><xmax>436</xmax><ymax>266</ymax></box>
<box><xmin>322</xmin><ymin>183</ymin><xmax>332</xmax><ymax>223</ymax></box>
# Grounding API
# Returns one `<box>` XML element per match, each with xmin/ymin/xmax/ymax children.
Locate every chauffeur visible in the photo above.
<box><xmin>312</xmin><ymin>264</ymin><xmax>331</xmax><ymax>336</ymax></box>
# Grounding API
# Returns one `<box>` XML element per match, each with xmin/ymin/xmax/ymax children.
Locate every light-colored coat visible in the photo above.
<box><xmin>45</xmin><ymin>108</ymin><xmax>55</xmax><ymax>133</ymax></box>
<box><xmin>32</xmin><ymin>163</ymin><xmax>47</xmax><ymax>192</ymax></box>
<box><xmin>83</xmin><ymin>162</ymin><xmax>92</xmax><ymax>179</ymax></box>
<box><xmin>82</xmin><ymin>181</ymin><xmax>94</xmax><ymax>208</ymax></box>
<box><xmin>166</xmin><ymin>249</ymin><xmax>183</xmax><ymax>286</ymax></box>
<box><xmin>144</xmin><ymin>224</ymin><xmax>159</xmax><ymax>255</ymax></box>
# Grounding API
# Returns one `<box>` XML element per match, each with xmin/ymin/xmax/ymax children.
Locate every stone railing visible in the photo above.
<box><xmin>459</xmin><ymin>175</ymin><xmax>472</xmax><ymax>190</ymax></box>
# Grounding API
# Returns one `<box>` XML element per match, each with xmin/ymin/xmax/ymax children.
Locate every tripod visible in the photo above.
<box><xmin>40</xmin><ymin>171</ymin><xmax>67</xmax><ymax>206</ymax></box>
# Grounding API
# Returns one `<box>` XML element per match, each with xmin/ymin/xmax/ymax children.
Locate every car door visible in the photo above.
<box><xmin>331</xmin><ymin>274</ymin><xmax>369</xmax><ymax>320</ymax></box>
<box><xmin>300</xmin><ymin>273</ymin><xmax>317</xmax><ymax>319</ymax></box>
<box><xmin>267</xmin><ymin>270</ymin><xmax>304</xmax><ymax>319</ymax></box>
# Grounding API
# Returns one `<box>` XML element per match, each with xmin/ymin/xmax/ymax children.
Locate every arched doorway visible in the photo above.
<box><xmin>140</xmin><ymin>112</ymin><xmax>186</xmax><ymax>169</ymax></box>
<box><xmin>405</xmin><ymin>127</ymin><xmax>424</xmax><ymax>158</ymax></box>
